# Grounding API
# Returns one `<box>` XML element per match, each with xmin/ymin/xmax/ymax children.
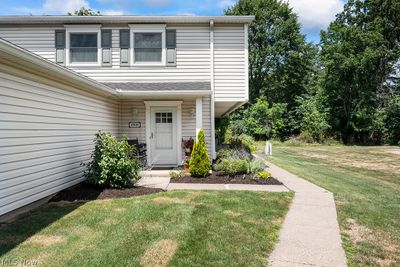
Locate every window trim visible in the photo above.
<box><xmin>129</xmin><ymin>24</ymin><xmax>166</xmax><ymax>66</ymax></box>
<box><xmin>65</xmin><ymin>25</ymin><xmax>101</xmax><ymax>67</ymax></box>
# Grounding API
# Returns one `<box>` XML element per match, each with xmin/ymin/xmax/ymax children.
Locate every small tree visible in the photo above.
<box><xmin>189</xmin><ymin>129</ymin><xmax>211</xmax><ymax>177</ymax></box>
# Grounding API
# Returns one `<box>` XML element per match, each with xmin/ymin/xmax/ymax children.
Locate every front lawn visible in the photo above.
<box><xmin>268</xmin><ymin>144</ymin><xmax>400</xmax><ymax>267</ymax></box>
<box><xmin>0</xmin><ymin>190</ymin><xmax>292</xmax><ymax>267</ymax></box>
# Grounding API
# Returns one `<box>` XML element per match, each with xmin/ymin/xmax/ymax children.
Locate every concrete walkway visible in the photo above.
<box><xmin>167</xmin><ymin>182</ymin><xmax>289</xmax><ymax>192</ymax></box>
<box><xmin>137</xmin><ymin>169</ymin><xmax>289</xmax><ymax>192</ymax></box>
<box><xmin>265</xmin><ymin>161</ymin><xmax>347</xmax><ymax>267</ymax></box>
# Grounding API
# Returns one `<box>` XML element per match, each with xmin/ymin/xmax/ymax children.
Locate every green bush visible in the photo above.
<box><xmin>248</xmin><ymin>159</ymin><xmax>265</xmax><ymax>174</ymax></box>
<box><xmin>256</xmin><ymin>170</ymin><xmax>272</xmax><ymax>179</ymax></box>
<box><xmin>169</xmin><ymin>169</ymin><xmax>185</xmax><ymax>179</ymax></box>
<box><xmin>214</xmin><ymin>158</ymin><xmax>249</xmax><ymax>176</ymax></box>
<box><xmin>216</xmin><ymin>148</ymin><xmax>253</xmax><ymax>161</ymax></box>
<box><xmin>189</xmin><ymin>129</ymin><xmax>211</xmax><ymax>177</ymax></box>
<box><xmin>84</xmin><ymin>132</ymin><xmax>140</xmax><ymax>188</ymax></box>
<box><xmin>224</xmin><ymin>130</ymin><xmax>257</xmax><ymax>152</ymax></box>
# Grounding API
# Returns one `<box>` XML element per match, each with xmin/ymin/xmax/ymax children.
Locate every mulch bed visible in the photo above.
<box><xmin>170</xmin><ymin>172</ymin><xmax>283</xmax><ymax>185</ymax></box>
<box><xmin>50</xmin><ymin>183</ymin><xmax>164</xmax><ymax>202</ymax></box>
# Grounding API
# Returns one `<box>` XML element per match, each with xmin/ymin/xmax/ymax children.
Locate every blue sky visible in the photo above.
<box><xmin>0</xmin><ymin>0</ymin><xmax>345</xmax><ymax>43</ymax></box>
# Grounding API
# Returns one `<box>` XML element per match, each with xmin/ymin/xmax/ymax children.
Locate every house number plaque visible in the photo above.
<box><xmin>129</xmin><ymin>122</ymin><xmax>141</xmax><ymax>128</ymax></box>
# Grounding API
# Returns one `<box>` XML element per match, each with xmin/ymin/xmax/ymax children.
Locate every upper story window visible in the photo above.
<box><xmin>70</xmin><ymin>33</ymin><xmax>98</xmax><ymax>63</ymax></box>
<box><xmin>129</xmin><ymin>24</ymin><xmax>166</xmax><ymax>66</ymax></box>
<box><xmin>134</xmin><ymin>33</ymin><xmax>162</xmax><ymax>62</ymax></box>
<box><xmin>64</xmin><ymin>25</ymin><xmax>101</xmax><ymax>66</ymax></box>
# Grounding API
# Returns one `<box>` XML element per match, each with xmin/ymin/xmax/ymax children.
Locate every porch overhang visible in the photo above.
<box><xmin>103</xmin><ymin>82</ymin><xmax>212</xmax><ymax>97</ymax></box>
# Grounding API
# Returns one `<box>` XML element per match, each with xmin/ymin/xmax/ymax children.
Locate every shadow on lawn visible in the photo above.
<box><xmin>0</xmin><ymin>201</ymin><xmax>86</xmax><ymax>256</ymax></box>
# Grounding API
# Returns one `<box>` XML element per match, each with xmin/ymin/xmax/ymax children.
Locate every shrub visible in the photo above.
<box><xmin>256</xmin><ymin>170</ymin><xmax>272</xmax><ymax>179</ymax></box>
<box><xmin>224</xmin><ymin>131</ymin><xmax>257</xmax><ymax>152</ymax></box>
<box><xmin>189</xmin><ymin>129</ymin><xmax>211</xmax><ymax>177</ymax></box>
<box><xmin>169</xmin><ymin>169</ymin><xmax>185</xmax><ymax>179</ymax></box>
<box><xmin>216</xmin><ymin>148</ymin><xmax>253</xmax><ymax>161</ymax></box>
<box><xmin>84</xmin><ymin>132</ymin><xmax>140</xmax><ymax>188</ymax></box>
<box><xmin>214</xmin><ymin>158</ymin><xmax>249</xmax><ymax>176</ymax></box>
<box><xmin>248</xmin><ymin>159</ymin><xmax>265</xmax><ymax>174</ymax></box>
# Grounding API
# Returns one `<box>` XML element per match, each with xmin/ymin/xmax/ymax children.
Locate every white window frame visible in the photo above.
<box><xmin>129</xmin><ymin>24</ymin><xmax>166</xmax><ymax>66</ymax></box>
<box><xmin>65</xmin><ymin>25</ymin><xmax>102</xmax><ymax>67</ymax></box>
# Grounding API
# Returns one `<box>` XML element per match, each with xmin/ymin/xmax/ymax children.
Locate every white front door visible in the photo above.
<box><xmin>150</xmin><ymin>107</ymin><xmax>178</xmax><ymax>165</ymax></box>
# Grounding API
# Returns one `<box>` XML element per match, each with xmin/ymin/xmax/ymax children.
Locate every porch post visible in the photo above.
<box><xmin>196</xmin><ymin>97</ymin><xmax>203</xmax><ymax>139</ymax></box>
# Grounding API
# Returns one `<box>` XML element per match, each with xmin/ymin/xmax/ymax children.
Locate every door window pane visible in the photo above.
<box><xmin>134</xmin><ymin>33</ymin><xmax>162</xmax><ymax>62</ymax></box>
<box><xmin>155</xmin><ymin>112</ymin><xmax>172</xmax><ymax>124</ymax></box>
<box><xmin>70</xmin><ymin>33</ymin><xmax>98</xmax><ymax>63</ymax></box>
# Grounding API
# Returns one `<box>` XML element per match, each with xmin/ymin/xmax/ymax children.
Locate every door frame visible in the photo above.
<box><xmin>144</xmin><ymin>101</ymin><xmax>182</xmax><ymax>166</ymax></box>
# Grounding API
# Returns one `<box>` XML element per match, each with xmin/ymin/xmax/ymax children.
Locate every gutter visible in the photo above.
<box><xmin>0</xmin><ymin>16</ymin><xmax>255</xmax><ymax>25</ymax></box>
<box><xmin>116</xmin><ymin>89</ymin><xmax>211</xmax><ymax>97</ymax></box>
<box><xmin>0</xmin><ymin>38</ymin><xmax>117</xmax><ymax>97</ymax></box>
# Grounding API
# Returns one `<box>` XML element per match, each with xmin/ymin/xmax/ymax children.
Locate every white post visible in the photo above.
<box><xmin>265</xmin><ymin>141</ymin><xmax>273</xmax><ymax>156</ymax></box>
<box><xmin>196</xmin><ymin>97</ymin><xmax>203</xmax><ymax>139</ymax></box>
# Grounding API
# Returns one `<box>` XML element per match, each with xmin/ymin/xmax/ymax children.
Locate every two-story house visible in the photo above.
<box><xmin>0</xmin><ymin>15</ymin><xmax>253</xmax><ymax>218</ymax></box>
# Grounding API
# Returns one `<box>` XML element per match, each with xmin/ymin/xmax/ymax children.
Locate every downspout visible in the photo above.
<box><xmin>210</xmin><ymin>19</ymin><xmax>216</xmax><ymax>160</ymax></box>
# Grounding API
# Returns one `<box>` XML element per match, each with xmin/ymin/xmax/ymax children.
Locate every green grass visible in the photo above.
<box><xmin>267</xmin><ymin>143</ymin><xmax>400</xmax><ymax>267</ymax></box>
<box><xmin>0</xmin><ymin>190</ymin><xmax>292</xmax><ymax>267</ymax></box>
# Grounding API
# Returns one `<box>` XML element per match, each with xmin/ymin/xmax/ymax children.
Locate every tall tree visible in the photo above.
<box><xmin>320</xmin><ymin>0</ymin><xmax>400</xmax><ymax>144</ymax></box>
<box><xmin>225</xmin><ymin>0</ymin><xmax>315</xmax><ymax>108</ymax></box>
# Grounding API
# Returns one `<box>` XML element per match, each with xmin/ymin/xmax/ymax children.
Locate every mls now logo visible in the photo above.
<box><xmin>1</xmin><ymin>258</ymin><xmax>39</xmax><ymax>266</ymax></box>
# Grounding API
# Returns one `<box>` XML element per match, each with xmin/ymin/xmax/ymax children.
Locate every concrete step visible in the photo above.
<box><xmin>140</xmin><ymin>170</ymin><xmax>171</xmax><ymax>178</ymax></box>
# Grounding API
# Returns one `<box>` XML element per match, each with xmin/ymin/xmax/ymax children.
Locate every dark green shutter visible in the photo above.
<box><xmin>166</xmin><ymin>29</ymin><xmax>176</xmax><ymax>48</ymax></box>
<box><xmin>101</xmin><ymin>30</ymin><xmax>112</xmax><ymax>48</ymax></box>
<box><xmin>55</xmin><ymin>30</ymin><xmax>65</xmax><ymax>48</ymax></box>
<box><xmin>120</xmin><ymin>30</ymin><xmax>130</xmax><ymax>48</ymax></box>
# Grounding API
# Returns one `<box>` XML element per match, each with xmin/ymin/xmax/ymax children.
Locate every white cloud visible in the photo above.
<box><xmin>12</xmin><ymin>7</ymin><xmax>43</xmax><ymax>15</ymax></box>
<box><xmin>288</xmin><ymin>0</ymin><xmax>344</xmax><ymax>29</ymax></box>
<box><xmin>102</xmin><ymin>9</ymin><xmax>124</xmax><ymax>15</ymax></box>
<box><xmin>218</xmin><ymin>0</ymin><xmax>236</xmax><ymax>9</ymax></box>
<box><xmin>143</xmin><ymin>0</ymin><xmax>170</xmax><ymax>7</ymax></box>
<box><xmin>42</xmin><ymin>0</ymin><xmax>89</xmax><ymax>15</ymax></box>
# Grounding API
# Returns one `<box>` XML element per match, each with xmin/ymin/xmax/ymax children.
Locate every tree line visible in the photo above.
<box><xmin>223</xmin><ymin>0</ymin><xmax>400</xmax><ymax>145</ymax></box>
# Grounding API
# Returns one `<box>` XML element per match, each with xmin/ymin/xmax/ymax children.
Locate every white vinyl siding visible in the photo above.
<box><xmin>213</xmin><ymin>24</ymin><xmax>246</xmax><ymax>101</ymax></box>
<box><xmin>111</xmin><ymin>29</ymin><xmax>120</xmax><ymax>68</ymax></box>
<box><xmin>182</xmin><ymin>99</ymin><xmax>196</xmax><ymax>139</ymax></box>
<box><xmin>119</xmin><ymin>100</ymin><xmax>146</xmax><ymax>142</ymax></box>
<box><xmin>0</xmin><ymin>26</ymin><xmax>211</xmax><ymax>82</ymax></box>
<box><xmin>0</xmin><ymin>27</ymin><xmax>57</xmax><ymax>61</ymax></box>
<box><xmin>68</xmin><ymin>26</ymin><xmax>211</xmax><ymax>82</ymax></box>
<box><xmin>0</xmin><ymin>68</ymin><xmax>119</xmax><ymax>216</ymax></box>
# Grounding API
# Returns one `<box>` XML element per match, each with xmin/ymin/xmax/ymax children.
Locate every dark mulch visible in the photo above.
<box><xmin>50</xmin><ymin>183</ymin><xmax>164</xmax><ymax>202</ymax></box>
<box><xmin>171</xmin><ymin>172</ymin><xmax>283</xmax><ymax>185</ymax></box>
